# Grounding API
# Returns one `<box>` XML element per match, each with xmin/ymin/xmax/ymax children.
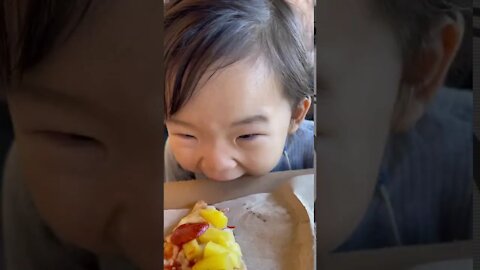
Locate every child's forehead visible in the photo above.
<box><xmin>199</xmin><ymin>56</ymin><xmax>275</xmax><ymax>85</ymax></box>
<box><xmin>51</xmin><ymin>1</ymin><xmax>161</xmax><ymax>65</ymax></box>
<box><xmin>17</xmin><ymin>0</ymin><xmax>164</xmax><ymax>103</ymax></box>
<box><xmin>203</xmin><ymin>58</ymin><xmax>277</xmax><ymax>89</ymax></box>
<box><xmin>168</xmin><ymin>55</ymin><xmax>279</xmax><ymax>100</ymax></box>
<box><xmin>318</xmin><ymin>0</ymin><xmax>381</xmax><ymax>31</ymax></box>
<box><xmin>9</xmin><ymin>0</ymin><xmax>168</xmax><ymax>126</ymax></box>
<box><xmin>316</xmin><ymin>0</ymin><xmax>398</xmax><ymax>60</ymax></box>
<box><xmin>172</xmin><ymin>59</ymin><xmax>284</xmax><ymax>115</ymax></box>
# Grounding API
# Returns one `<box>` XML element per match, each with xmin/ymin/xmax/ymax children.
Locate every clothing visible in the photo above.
<box><xmin>164</xmin><ymin>120</ymin><xmax>315</xmax><ymax>181</ymax></box>
<box><xmin>336</xmin><ymin>87</ymin><xmax>473</xmax><ymax>251</ymax></box>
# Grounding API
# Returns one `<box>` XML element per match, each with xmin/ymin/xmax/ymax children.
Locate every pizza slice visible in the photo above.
<box><xmin>164</xmin><ymin>201</ymin><xmax>246</xmax><ymax>270</ymax></box>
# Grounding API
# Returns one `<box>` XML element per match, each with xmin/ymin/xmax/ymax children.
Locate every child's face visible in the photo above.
<box><xmin>316</xmin><ymin>0</ymin><xmax>462</xmax><ymax>251</ymax></box>
<box><xmin>7</xmin><ymin>1</ymin><xmax>165</xmax><ymax>269</ymax></box>
<box><xmin>166</xmin><ymin>57</ymin><xmax>296</xmax><ymax>181</ymax></box>
<box><xmin>314</xmin><ymin>0</ymin><xmax>404</xmax><ymax>249</ymax></box>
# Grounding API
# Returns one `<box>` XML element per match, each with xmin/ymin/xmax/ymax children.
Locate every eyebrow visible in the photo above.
<box><xmin>231</xmin><ymin>114</ymin><xmax>269</xmax><ymax>127</ymax></box>
<box><xmin>168</xmin><ymin>114</ymin><xmax>269</xmax><ymax>128</ymax></box>
<box><xmin>20</xmin><ymin>83</ymin><xmax>83</xmax><ymax>102</ymax></box>
<box><xmin>167</xmin><ymin>118</ymin><xmax>196</xmax><ymax>128</ymax></box>
<box><xmin>18</xmin><ymin>84</ymin><xmax>108</xmax><ymax>120</ymax></box>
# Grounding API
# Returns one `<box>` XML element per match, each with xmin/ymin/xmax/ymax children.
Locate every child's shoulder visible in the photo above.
<box><xmin>293</xmin><ymin>119</ymin><xmax>314</xmax><ymax>139</ymax></box>
<box><xmin>340</xmin><ymin>88</ymin><xmax>473</xmax><ymax>250</ymax></box>
<box><xmin>417</xmin><ymin>87</ymin><xmax>472</xmax><ymax>152</ymax></box>
<box><xmin>428</xmin><ymin>87</ymin><xmax>472</xmax><ymax>127</ymax></box>
<box><xmin>300</xmin><ymin>119</ymin><xmax>314</xmax><ymax>130</ymax></box>
<box><xmin>278</xmin><ymin>119</ymin><xmax>314</xmax><ymax>171</ymax></box>
<box><xmin>383</xmin><ymin>87</ymin><xmax>473</xmax><ymax>191</ymax></box>
<box><xmin>386</xmin><ymin>87</ymin><xmax>472</xmax><ymax>165</ymax></box>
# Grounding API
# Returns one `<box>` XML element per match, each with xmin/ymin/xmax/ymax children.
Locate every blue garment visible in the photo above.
<box><xmin>335</xmin><ymin>88</ymin><xmax>473</xmax><ymax>251</ymax></box>
<box><xmin>272</xmin><ymin>120</ymin><xmax>315</xmax><ymax>172</ymax></box>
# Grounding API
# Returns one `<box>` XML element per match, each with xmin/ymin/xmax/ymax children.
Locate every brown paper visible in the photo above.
<box><xmin>164</xmin><ymin>171</ymin><xmax>315</xmax><ymax>270</ymax></box>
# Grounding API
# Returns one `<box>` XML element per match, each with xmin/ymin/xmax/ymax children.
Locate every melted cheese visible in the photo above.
<box><xmin>165</xmin><ymin>203</ymin><xmax>246</xmax><ymax>270</ymax></box>
<box><xmin>176</xmin><ymin>205</ymin><xmax>215</xmax><ymax>228</ymax></box>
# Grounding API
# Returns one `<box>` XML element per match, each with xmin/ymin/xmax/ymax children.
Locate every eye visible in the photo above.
<box><xmin>64</xmin><ymin>133</ymin><xmax>95</xmax><ymax>142</ymax></box>
<box><xmin>29</xmin><ymin>131</ymin><xmax>106</xmax><ymax>172</ymax></box>
<box><xmin>237</xmin><ymin>134</ymin><xmax>261</xmax><ymax>141</ymax></box>
<box><xmin>177</xmin><ymin>134</ymin><xmax>196</xmax><ymax>140</ymax></box>
<box><xmin>37</xmin><ymin>131</ymin><xmax>101</xmax><ymax>148</ymax></box>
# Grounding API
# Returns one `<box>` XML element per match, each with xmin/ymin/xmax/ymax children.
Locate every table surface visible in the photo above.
<box><xmin>319</xmin><ymin>240</ymin><xmax>473</xmax><ymax>270</ymax></box>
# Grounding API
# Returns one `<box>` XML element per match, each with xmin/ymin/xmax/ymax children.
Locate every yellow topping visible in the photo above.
<box><xmin>178</xmin><ymin>203</ymin><xmax>243</xmax><ymax>270</ymax></box>
<box><xmin>228</xmin><ymin>242</ymin><xmax>243</xmax><ymax>257</ymax></box>
<box><xmin>192</xmin><ymin>253</ymin><xmax>234</xmax><ymax>270</ymax></box>
<box><xmin>200</xmin><ymin>208</ymin><xmax>228</xmax><ymax>229</ymax></box>
<box><xmin>204</xmin><ymin>241</ymin><xmax>230</xmax><ymax>257</ymax></box>
<box><xmin>182</xmin><ymin>239</ymin><xmax>202</xmax><ymax>261</ymax></box>
<box><xmin>198</xmin><ymin>228</ymin><xmax>234</xmax><ymax>247</ymax></box>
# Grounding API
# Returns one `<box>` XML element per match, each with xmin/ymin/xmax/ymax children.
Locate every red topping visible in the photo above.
<box><xmin>170</xmin><ymin>222</ymin><xmax>209</xmax><ymax>246</ymax></box>
<box><xmin>227</xmin><ymin>226</ymin><xmax>236</xmax><ymax>229</ymax></box>
<box><xmin>164</xmin><ymin>261</ymin><xmax>181</xmax><ymax>270</ymax></box>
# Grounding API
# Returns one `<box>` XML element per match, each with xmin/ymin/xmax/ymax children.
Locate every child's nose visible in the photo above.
<box><xmin>201</xmin><ymin>146</ymin><xmax>237</xmax><ymax>176</ymax></box>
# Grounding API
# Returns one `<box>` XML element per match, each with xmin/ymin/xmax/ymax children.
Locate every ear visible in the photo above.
<box><xmin>289</xmin><ymin>96</ymin><xmax>312</xmax><ymax>134</ymax></box>
<box><xmin>393</xmin><ymin>11</ymin><xmax>464</xmax><ymax>132</ymax></box>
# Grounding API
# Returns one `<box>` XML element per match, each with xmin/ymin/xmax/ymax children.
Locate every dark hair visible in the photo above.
<box><xmin>371</xmin><ymin>0</ymin><xmax>461</xmax><ymax>84</ymax></box>
<box><xmin>370</xmin><ymin>0</ymin><xmax>466</xmax><ymax>128</ymax></box>
<box><xmin>164</xmin><ymin>0</ymin><xmax>314</xmax><ymax>118</ymax></box>
<box><xmin>0</xmin><ymin>0</ymin><xmax>92</xmax><ymax>89</ymax></box>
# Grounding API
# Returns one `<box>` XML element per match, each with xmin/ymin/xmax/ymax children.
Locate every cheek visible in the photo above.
<box><xmin>241</xmin><ymin>129</ymin><xmax>290</xmax><ymax>174</ymax></box>
<box><xmin>169</xmin><ymin>135</ymin><xmax>288</xmax><ymax>175</ymax></box>
<box><xmin>241</xmin><ymin>145</ymin><xmax>284</xmax><ymax>174</ymax></box>
<box><xmin>168</xmin><ymin>139</ymin><xmax>199</xmax><ymax>172</ymax></box>
<box><xmin>15</xmin><ymin>138</ymin><xmax>116</xmax><ymax>252</ymax></box>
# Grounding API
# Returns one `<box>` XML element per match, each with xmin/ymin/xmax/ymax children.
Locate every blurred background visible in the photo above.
<box><xmin>0</xmin><ymin>0</ymin><xmax>476</xmax><ymax>266</ymax></box>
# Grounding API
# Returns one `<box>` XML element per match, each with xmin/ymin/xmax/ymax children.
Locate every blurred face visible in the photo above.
<box><xmin>7</xmin><ymin>1</ymin><xmax>164</xmax><ymax>269</ymax></box>
<box><xmin>316</xmin><ymin>0</ymin><xmax>463</xmax><ymax>252</ymax></box>
<box><xmin>3</xmin><ymin>0</ymin><xmax>410</xmax><ymax>267</ymax></box>
<box><xmin>165</xmin><ymin>58</ymin><xmax>294</xmax><ymax>181</ymax></box>
<box><xmin>315</xmin><ymin>0</ymin><xmax>403</xmax><ymax>250</ymax></box>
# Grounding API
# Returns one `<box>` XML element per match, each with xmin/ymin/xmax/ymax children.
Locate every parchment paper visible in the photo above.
<box><xmin>164</xmin><ymin>175</ymin><xmax>315</xmax><ymax>270</ymax></box>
